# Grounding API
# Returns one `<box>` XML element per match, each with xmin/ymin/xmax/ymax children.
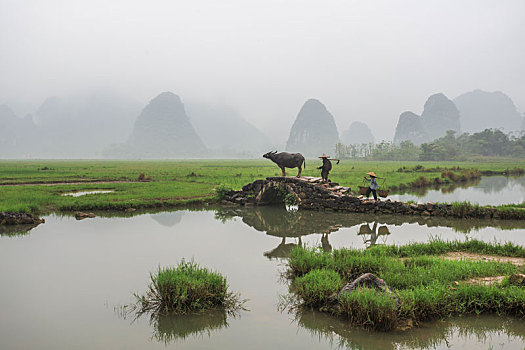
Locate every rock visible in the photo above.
<box><xmin>75</xmin><ymin>212</ymin><xmax>96</xmax><ymax>220</ymax></box>
<box><xmin>285</xmin><ymin>99</ymin><xmax>340</xmax><ymax>156</ymax></box>
<box><xmin>337</xmin><ymin>273</ymin><xmax>398</xmax><ymax>306</ymax></box>
<box><xmin>125</xmin><ymin>208</ymin><xmax>136</xmax><ymax>212</ymax></box>
<box><xmin>341</xmin><ymin>121</ymin><xmax>375</xmax><ymax>145</ymax></box>
<box><xmin>0</xmin><ymin>212</ymin><xmax>45</xmax><ymax>225</ymax></box>
<box><xmin>422</xmin><ymin>211</ymin><xmax>431</xmax><ymax>216</ymax></box>
<box><xmin>454</xmin><ymin>90</ymin><xmax>523</xmax><ymax>133</ymax></box>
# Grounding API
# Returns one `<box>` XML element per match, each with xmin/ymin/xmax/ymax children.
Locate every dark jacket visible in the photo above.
<box><xmin>317</xmin><ymin>158</ymin><xmax>332</xmax><ymax>172</ymax></box>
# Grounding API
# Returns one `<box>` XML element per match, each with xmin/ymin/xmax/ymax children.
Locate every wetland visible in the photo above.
<box><xmin>1</xmin><ymin>160</ymin><xmax>525</xmax><ymax>349</ymax></box>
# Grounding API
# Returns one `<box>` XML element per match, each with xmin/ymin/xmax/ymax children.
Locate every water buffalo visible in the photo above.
<box><xmin>263</xmin><ymin>151</ymin><xmax>305</xmax><ymax>177</ymax></box>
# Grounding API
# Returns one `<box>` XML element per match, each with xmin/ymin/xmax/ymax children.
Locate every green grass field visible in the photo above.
<box><xmin>0</xmin><ymin>159</ymin><xmax>524</xmax><ymax>213</ymax></box>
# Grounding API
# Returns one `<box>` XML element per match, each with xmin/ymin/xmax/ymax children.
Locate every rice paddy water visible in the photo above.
<box><xmin>1</xmin><ymin>179</ymin><xmax>525</xmax><ymax>349</ymax></box>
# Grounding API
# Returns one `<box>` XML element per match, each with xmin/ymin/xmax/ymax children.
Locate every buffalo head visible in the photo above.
<box><xmin>262</xmin><ymin>151</ymin><xmax>277</xmax><ymax>159</ymax></box>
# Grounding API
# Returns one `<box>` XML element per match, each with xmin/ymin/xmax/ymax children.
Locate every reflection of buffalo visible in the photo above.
<box><xmin>264</xmin><ymin>237</ymin><xmax>302</xmax><ymax>260</ymax></box>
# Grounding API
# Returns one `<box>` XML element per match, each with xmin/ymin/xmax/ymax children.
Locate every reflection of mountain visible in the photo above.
<box><xmin>297</xmin><ymin>311</ymin><xmax>525</xmax><ymax>350</ymax></box>
<box><xmin>150</xmin><ymin>211</ymin><xmax>184</xmax><ymax>227</ymax></box>
<box><xmin>150</xmin><ymin>310</ymin><xmax>228</xmax><ymax>345</ymax></box>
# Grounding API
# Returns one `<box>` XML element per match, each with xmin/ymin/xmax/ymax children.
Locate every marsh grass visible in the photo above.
<box><xmin>287</xmin><ymin>240</ymin><xmax>525</xmax><ymax>331</ymax></box>
<box><xmin>134</xmin><ymin>260</ymin><xmax>245</xmax><ymax>316</ymax></box>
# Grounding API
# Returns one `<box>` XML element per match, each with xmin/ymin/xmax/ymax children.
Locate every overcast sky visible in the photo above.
<box><xmin>1</xmin><ymin>0</ymin><xmax>524</xmax><ymax>144</ymax></box>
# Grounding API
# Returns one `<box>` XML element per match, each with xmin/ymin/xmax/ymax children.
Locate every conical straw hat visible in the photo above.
<box><xmin>318</xmin><ymin>154</ymin><xmax>329</xmax><ymax>158</ymax></box>
<box><xmin>366</xmin><ymin>172</ymin><xmax>377</xmax><ymax>177</ymax></box>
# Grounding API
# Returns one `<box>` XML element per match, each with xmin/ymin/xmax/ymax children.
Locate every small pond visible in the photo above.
<box><xmin>1</xmin><ymin>206</ymin><xmax>525</xmax><ymax>349</ymax></box>
<box><xmin>62</xmin><ymin>190</ymin><xmax>115</xmax><ymax>197</ymax></box>
<box><xmin>390</xmin><ymin>176</ymin><xmax>525</xmax><ymax>205</ymax></box>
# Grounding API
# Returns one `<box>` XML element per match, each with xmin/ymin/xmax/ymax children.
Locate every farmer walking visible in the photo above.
<box><xmin>317</xmin><ymin>154</ymin><xmax>339</xmax><ymax>184</ymax></box>
<box><xmin>364</xmin><ymin>171</ymin><xmax>380</xmax><ymax>201</ymax></box>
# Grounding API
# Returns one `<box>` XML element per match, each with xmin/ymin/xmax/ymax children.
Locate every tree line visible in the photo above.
<box><xmin>335</xmin><ymin>129</ymin><xmax>525</xmax><ymax>161</ymax></box>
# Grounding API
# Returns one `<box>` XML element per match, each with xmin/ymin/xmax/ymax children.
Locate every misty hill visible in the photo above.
<box><xmin>117</xmin><ymin>92</ymin><xmax>206</xmax><ymax>157</ymax></box>
<box><xmin>420</xmin><ymin>93</ymin><xmax>461</xmax><ymax>141</ymax></box>
<box><xmin>186</xmin><ymin>103</ymin><xmax>270</xmax><ymax>155</ymax></box>
<box><xmin>34</xmin><ymin>92</ymin><xmax>141</xmax><ymax>157</ymax></box>
<box><xmin>0</xmin><ymin>105</ymin><xmax>37</xmax><ymax>157</ymax></box>
<box><xmin>341</xmin><ymin>121</ymin><xmax>375</xmax><ymax>145</ymax></box>
<box><xmin>286</xmin><ymin>99</ymin><xmax>340</xmax><ymax>156</ymax></box>
<box><xmin>394</xmin><ymin>93</ymin><xmax>460</xmax><ymax>144</ymax></box>
<box><xmin>454</xmin><ymin>90</ymin><xmax>523</xmax><ymax>133</ymax></box>
<box><xmin>393</xmin><ymin>111</ymin><xmax>427</xmax><ymax>144</ymax></box>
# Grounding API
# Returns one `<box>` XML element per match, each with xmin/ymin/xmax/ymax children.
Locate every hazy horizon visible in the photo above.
<box><xmin>1</xmin><ymin>0</ymin><xmax>524</xmax><ymax>145</ymax></box>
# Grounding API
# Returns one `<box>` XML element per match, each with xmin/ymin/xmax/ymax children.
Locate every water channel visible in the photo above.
<box><xmin>390</xmin><ymin>176</ymin><xmax>525</xmax><ymax>205</ymax></box>
<box><xmin>1</xmin><ymin>177</ymin><xmax>525</xmax><ymax>349</ymax></box>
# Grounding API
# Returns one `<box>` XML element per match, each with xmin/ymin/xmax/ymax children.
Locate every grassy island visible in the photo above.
<box><xmin>286</xmin><ymin>240</ymin><xmax>525</xmax><ymax>331</ymax></box>
<box><xmin>134</xmin><ymin>260</ymin><xmax>244</xmax><ymax>316</ymax></box>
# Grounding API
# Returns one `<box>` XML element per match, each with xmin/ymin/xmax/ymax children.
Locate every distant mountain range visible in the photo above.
<box><xmin>394</xmin><ymin>90</ymin><xmax>524</xmax><ymax>145</ymax></box>
<box><xmin>394</xmin><ymin>93</ymin><xmax>460</xmax><ymax>145</ymax></box>
<box><xmin>0</xmin><ymin>89</ymin><xmax>522</xmax><ymax>158</ymax></box>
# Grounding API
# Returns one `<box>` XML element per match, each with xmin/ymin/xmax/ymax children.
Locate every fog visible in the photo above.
<box><xmin>1</xmin><ymin>0</ymin><xmax>524</xmax><ymax>153</ymax></box>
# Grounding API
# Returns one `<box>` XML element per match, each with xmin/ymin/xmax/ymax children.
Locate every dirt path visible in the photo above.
<box><xmin>443</xmin><ymin>251</ymin><xmax>525</xmax><ymax>266</ymax></box>
<box><xmin>0</xmin><ymin>180</ymin><xmax>145</xmax><ymax>187</ymax></box>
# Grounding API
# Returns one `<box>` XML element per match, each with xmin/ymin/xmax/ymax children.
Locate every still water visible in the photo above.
<box><xmin>390</xmin><ymin>176</ymin><xmax>525</xmax><ymax>205</ymax></box>
<box><xmin>1</xmin><ymin>206</ymin><xmax>525</xmax><ymax>349</ymax></box>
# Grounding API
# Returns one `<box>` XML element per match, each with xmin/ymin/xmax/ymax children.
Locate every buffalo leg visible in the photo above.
<box><xmin>280</xmin><ymin>167</ymin><xmax>286</xmax><ymax>177</ymax></box>
<box><xmin>297</xmin><ymin>166</ymin><xmax>302</xmax><ymax>178</ymax></box>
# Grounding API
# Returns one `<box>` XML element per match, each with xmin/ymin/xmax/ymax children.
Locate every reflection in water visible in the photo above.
<box><xmin>297</xmin><ymin>310</ymin><xmax>525</xmax><ymax>350</ymax></box>
<box><xmin>150</xmin><ymin>211</ymin><xmax>184</xmax><ymax>227</ymax></box>
<box><xmin>264</xmin><ymin>237</ymin><xmax>302</xmax><ymax>260</ymax></box>
<box><xmin>149</xmin><ymin>310</ymin><xmax>229</xmax><ymax>345</ymax></box>
<box><xmin>216</xmin><ymin>206</ymin><xmax>525</xmax><ymax>258</ymax></box>
<box><xmin>0</xmin><ymin>223</ymin><xmax>39</xmax><ymax>237</ymax></box>
<box><xmin>392</xmin><ymin>176</ymin><xmax>525</xmax><ymax>205</ymax></box>
<box><xmin>358</xmin><ymin>222</ymin><xmax>391</xmax><ymax>247</ymax></box>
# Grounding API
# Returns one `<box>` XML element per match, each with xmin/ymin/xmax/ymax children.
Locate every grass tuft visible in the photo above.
<box><xmin>134</xmin><ymin>260</ymin><xmax>245</xmax><ymax>315</ymax></box>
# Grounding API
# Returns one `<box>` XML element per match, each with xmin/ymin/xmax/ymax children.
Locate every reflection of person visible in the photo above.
<box><xmin>321</xmin><ymin>233</ymin><xmax>332</xmax><ymax>253</ymax></box>
<box><xmin>364</xmin><ymin>172</ymin><xmax>380</xmax><ymax>201</ymax></box>
<box><xmin>358</xmin><ymin>222</ymin><xmax>390</xmax><ymax>247</ymax></box>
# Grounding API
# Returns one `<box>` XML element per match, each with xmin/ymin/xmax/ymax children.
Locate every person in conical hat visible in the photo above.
<box><xmin>317</xmin><ymin>154</ymin><xmax>340</xmax><ymax>184</ymax></box>
<box><xmin>364</xmin><ymin>171</ymin><xmax>380</xmax><ymax>201</ymax></box>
